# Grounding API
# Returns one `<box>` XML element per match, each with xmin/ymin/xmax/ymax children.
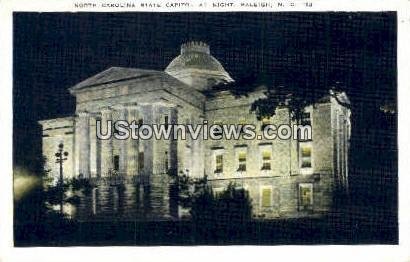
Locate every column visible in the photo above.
<box><xmin>89</xmin><ymin>113</ymin><xmax>100</xmax><ymax>177</ymax></box>
<box><xmin>194</xmin><ymin>115</ymin><xmax>205</xmax><ymax>178</ymax></box>
<box><xmin>191</xmin><ymin>115</ymin><xmax>200</xmax><ymax>177</ymax></box>
<box><xmin>74</xmin><ymin>116</ymin><xmax>81</xmax><ymax>177</ymax></box>
<box><xmin>117</xmin><ymin>106</ymin><xmax>127</xmax><ymax>176</ymax></box>
<box><xmin>151</xmin><ymin>104</ymin><xmax>160</xmax><ymax>175</ymax></box>
<box><xmin>78</xmin><ymin>111</ymin><xmax>90</xmax><ymax>178</ymax></box>
<box><xmin>137</xmin><ymin>106</ymin><xmax>144</xmax><ymax>177</ymax></box>
<box><xmin>141</xmin><ymin>104</ymin><xmax>153</xmax><ymax>183</ymax></box>
<box><xmin>169</xmin><ymin>107</ymin><xmax>178</xmax><ymax>176</ymax></box>
<box><xmin>126</xmin><ymin>104</ymin><xmax>138</xmax><ymax>176</ymax></box>
<box><xmin>100</xmin><ymin>108</ymin><xmax>113</xmax><ymax>177</ymax></box>
<box><xmin>185</xmin><ymin>115</ymin><xmax>193</xmax><ymax>175</ymax></box>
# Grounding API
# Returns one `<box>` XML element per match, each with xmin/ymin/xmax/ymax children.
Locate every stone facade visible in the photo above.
<box><xmin>39</xmin><ymin>42</ymin><xmax>351</xmax><ymax>219</ymax></box>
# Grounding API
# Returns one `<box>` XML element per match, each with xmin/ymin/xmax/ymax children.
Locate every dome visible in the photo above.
<box><xmin>165</xmin><ymin>41</ymin><xmax>233</xmax><ymax>90</ymax></box>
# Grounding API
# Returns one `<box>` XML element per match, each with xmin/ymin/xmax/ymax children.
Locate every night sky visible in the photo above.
<box><xmin>13</xmin><ymin>12</ymin><xmax>397</xmax><ymax>188</ymax></box>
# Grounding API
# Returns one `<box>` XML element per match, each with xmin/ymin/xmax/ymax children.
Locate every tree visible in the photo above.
<box><xmin>213</xmin><ymin>70</ymin><xmax>347</xmax><ymax>121</ymax></box>
<box><xmin>173</xmin><ymin>172</ymin><xmax>253</xmax><ymax>222</ymax></box>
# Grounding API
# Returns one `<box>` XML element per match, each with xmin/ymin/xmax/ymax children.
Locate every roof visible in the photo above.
<box><xmin>70</xmin><ymin>67</ymin><xmax>167</xmax><ymax>91</ymax></box>
<box><xmin>38</xmin><ymin>116</ymin><xmax>75</xmax><ymax>127</ymax></box>
<box><xmin>67</xmin><ymin>66</ymin><xmax>206</xmax><ymax>106</ymax></box>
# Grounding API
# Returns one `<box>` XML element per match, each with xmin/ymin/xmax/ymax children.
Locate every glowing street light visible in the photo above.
<box><xmin>55</xmin><ymin>143</ymin><xmax>69</xmax><ymax>184</ymax></box>
<box><xmin>55</xmin><ymin>143</ymin><xmax>68</xmax><ymax>213</ymax></box>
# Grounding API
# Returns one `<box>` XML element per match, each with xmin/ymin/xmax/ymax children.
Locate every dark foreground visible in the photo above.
<box><xmin>14</xmin><ymin>213</ymin><xmax>397</xmax><ymax>246</ymax></box>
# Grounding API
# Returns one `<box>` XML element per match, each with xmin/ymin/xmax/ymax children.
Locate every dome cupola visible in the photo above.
<box><xmin>165</xmin><ymin>41</ymin><xmax>233</xmax><ymax>91</ymax></box>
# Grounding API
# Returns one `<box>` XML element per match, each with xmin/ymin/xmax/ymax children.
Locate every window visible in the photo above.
<box><xmin>301</xmin><ymin>112</ymin><xmax>311</xmax><ymax>126</ymax></box>
<box><xmin>215</xmin><ymin>154</ymin><xmax>223</xmax><ymax>173</ymax></box>
<box><xmin>212</xmin><ymin>121</ymin><xmax>223</xmax><ymax>137</ymax></box>
<box><xmin>261</xmin><ymin>117</ymin><xmax>271</xmax><ymax>131</ymax></box>
<box><xmin>165</xmin><ymin>151</ymin><xmax>169</xmax><ymax>171</ymax></box>
<box><xmin>261</xmin><ymin>187</ymin><xmax>272</xmax><ymax>207</ymax></box>
<box><xmin>261</xmin><ymin>150</ymin><xmax>272</xmax><ymax>170</ymax></box>
<box><xmin>113</xmin><ymin>155</ymin><xmax>120</xmax><ymax>171</ymax></box>
<box><xmin>299</xmin><ymin>183</ymin><xmax>313</xmax><ymax>209</ymax></box>
<box><xmin>164</xmin><ymin>115</ymin><xmax>169</xmax><ymax>129</ymax></box>
<box><xmin>300</xmin><ymin>145</ymin><xmax>312</xmax><ymax>168</ymax></box>
<box><xmin>238</xmin><ymin>151</ymin><xmax>247</xmax><ymax>171</ymax></box>
<box><xmin>138</xmin><ymin>152</ymin><xmax>144</xmax><ymax>170</ymax></box>
<box><xmin>298</xmin><ymin>112</ymin><xmax>312</xmax><ymax>141</ymax></box>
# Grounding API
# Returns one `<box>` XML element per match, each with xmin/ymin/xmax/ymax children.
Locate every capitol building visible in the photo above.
<box><xmin>39</xmin><ymin>41</ymin><xmax>351</xmax><ymax>219</ymax></box>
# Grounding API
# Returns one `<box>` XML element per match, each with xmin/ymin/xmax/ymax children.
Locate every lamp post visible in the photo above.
<box><xmin>55</xmin><ymin>143</ymin><xmax>68</xmax><ymax>214</ymax></box>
